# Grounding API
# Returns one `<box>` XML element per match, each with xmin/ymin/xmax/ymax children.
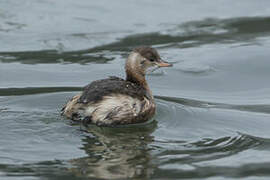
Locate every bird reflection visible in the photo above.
<box><xmin>69</xmin><ymin>121</ymin><xmax>157</xmax><ymax>179</ymax></box>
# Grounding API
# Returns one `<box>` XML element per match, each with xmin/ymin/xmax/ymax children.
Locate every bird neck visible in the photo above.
<box><xmin>126</xmin><ymin>70</ymin><xmax>147</xmax><ymax>87</ymax></box>
<box><xmin>126</xmin><ymin>70</ymin><xmax>153</xmax><ymax>100</ymax></box>
<box><xmin>125</xmin><ymin>52</ymin><xmax>153</xmax><ymax>99</ymax></box>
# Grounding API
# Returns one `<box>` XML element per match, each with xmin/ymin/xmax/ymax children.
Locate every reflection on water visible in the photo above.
<box><xmin>70</xmin><ymin>123</ymin><xmax>157</xmax><ymax>179</ymax></box>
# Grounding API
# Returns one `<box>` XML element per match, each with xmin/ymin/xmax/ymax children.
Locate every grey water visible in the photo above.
<box><xmin>1</xmin><ymin>0</ymin><xmax>270</xmax><ymax>179</ymax></box>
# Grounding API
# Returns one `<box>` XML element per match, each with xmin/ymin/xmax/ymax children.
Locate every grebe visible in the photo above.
<box><xmin>61</xmin><ymin>47</ymin><xmax>172</xmax><ymax>126</ymax></box>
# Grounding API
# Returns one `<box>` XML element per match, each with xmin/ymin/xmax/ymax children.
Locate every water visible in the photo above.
<box><xmin>1</xmin><ymin>0</ymin><xmax>270</xmax><ymax>179</ymax></box>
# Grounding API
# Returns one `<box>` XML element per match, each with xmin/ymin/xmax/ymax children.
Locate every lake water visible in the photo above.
<box><xmin>1</xmin><ymin>0</ymin><xmax>270</xmax><ymax>179</ymax></box>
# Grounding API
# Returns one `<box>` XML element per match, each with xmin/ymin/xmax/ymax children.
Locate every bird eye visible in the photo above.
<box><xmin>149</xmin><ymin>58</ymin><xmax>155</xmax><ymax>62</ymax></box>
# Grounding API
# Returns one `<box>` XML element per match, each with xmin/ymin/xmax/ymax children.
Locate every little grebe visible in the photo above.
<box><xmin>61</xmin><ymin>46</ymin><xmax>172</xmax><ymax>126</ymax></box>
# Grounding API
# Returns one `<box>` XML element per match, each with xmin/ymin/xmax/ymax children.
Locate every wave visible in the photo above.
<box><xmin>1</xmin><ymin>86</ymin><xmax>270</xmax><ymax>115</ymax></box>
<box><xmin>157</xmin><ymin>95</ymin><xmax>270</xmax><ymax>114</ymax></box>
<box><xmin>1</xmin><ymin>16</ymin><xmax>270</xmax><ymax>64</ymax></box>
<box><xmin>154</xmin><ymin>133</ymin><xmax>270</xmax><ymax>178</ymax></box>
<box><xmin>0</xmin><ymin>87</ymin><xmax>82</xmax><ymax>96</ymax></box>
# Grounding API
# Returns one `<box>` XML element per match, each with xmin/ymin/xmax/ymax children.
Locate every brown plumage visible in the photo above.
<box><xmin>61</xmin><ymin>46</ymin><xmax>172</xmax><ymax>126</ymax></box>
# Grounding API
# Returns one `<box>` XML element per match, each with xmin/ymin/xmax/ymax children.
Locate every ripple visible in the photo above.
<box><xmin>0</xmin><ymin>87</ymin><xmax>82</xmax><ymax>96</ymax></box>
<box><xmin>86</xmin><ymin>16</ymin><xmax>270</xmax><ymax>53</ymax></box>
<box><xmin>1</xmin><ymin>17</ymin><xmax>270</xmax><ymax>65</ymax></box>
<box><xmin>157</xmin><ymin>95</ymin><xmax>270</xmax><ymax>114</ymax></box>
<box><xmin>154</xmin><ymin>162</ymin><xmax>270</xmax><ymax>179</ymax></box>
<box><xmin>152</xmin><ymin>134</ymin><xmax>270</xmax><ymax>179</ymax></box>
<box><xmin>155</xmin><ymin>134</ymin><xmax>261</xmax><ymax>162</ymax></box>
<box><xmin>177</xmin><ymin>62</ymin><xmax>215</xmax><ymax>75</ymax></box>
<box><xmin>1</xmin><ymin>90</ymin><xmax>270</xmax><ymax>179</ymax></box>
<box><xmin>0</xmin><ymin>49</ymin><xmax>114</xmax><ymax>64</ymax></box>
<box><xmin>0</xmin><ymin>160</ymin><xmax>72</xmax><ymax>179</ymax></box>
<box><xmin>2</xmin><ymin>87</ymin><xmax>270</xmax><ymax>114</ymax></box>
<box><xmin>163</xmin><ymin>16</ymin><xmax>270</xmax><ymax>45</ymax></box>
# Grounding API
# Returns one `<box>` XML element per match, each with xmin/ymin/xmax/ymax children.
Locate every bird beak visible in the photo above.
<box><xmin>156</xmin><ymin>59</ymin><xmax>173</xmax><ymax>67</ymax></box>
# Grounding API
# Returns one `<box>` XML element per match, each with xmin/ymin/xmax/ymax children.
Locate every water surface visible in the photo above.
<box><xmin>1</xmin><ymin>0</ymin><xmax>270</xmax><ymax>179</ymax></box>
